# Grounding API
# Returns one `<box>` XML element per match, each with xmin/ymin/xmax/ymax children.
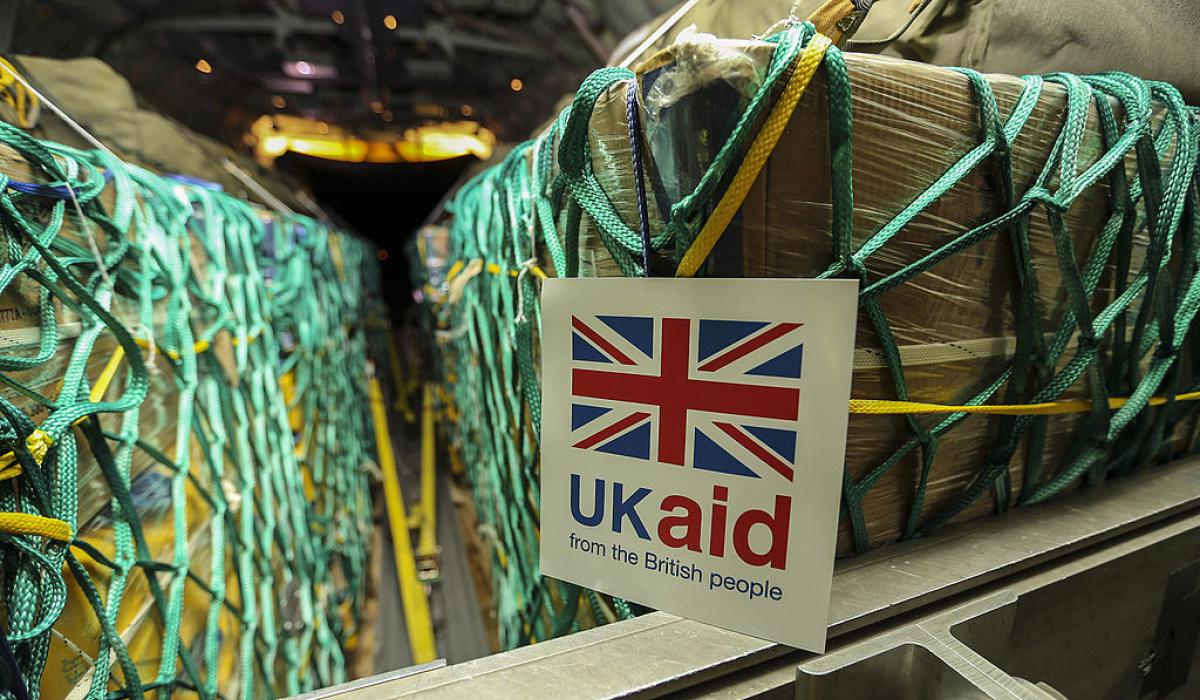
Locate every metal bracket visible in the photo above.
<box><xmin>1142</xmin><ymin>559</ymin><xmax>1200</xmax><ymax>696</ymax></box>
<box><xmin>797</xmin><ymin>591</ymin><xmax>1064</xmax><ymax>699</ymax></box>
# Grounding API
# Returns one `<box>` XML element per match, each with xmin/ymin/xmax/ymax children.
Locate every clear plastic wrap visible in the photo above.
<box><xmin>424</xmin><ymin>23</ymin><xmax>1200</xmax><ymax>649</ymax></box>
<box><xmin>577</xmin><ymin>40</ymin><xmax>1184</xmax><ymax>553</ymax></box>
<box><xmin>0</xmin><ymin>133</ymin><xmax>377</xmax><ymax>695</ymax></box>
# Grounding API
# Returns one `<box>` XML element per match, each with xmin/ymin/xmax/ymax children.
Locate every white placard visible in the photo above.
<box><xmin>539</xmin><ymin>278</ymin><xmax>858</xmax><ymax>651</ymax></box>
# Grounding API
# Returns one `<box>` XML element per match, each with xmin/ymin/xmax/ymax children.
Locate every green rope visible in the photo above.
<box><xmin>0</xmin><ymin>116</ymin><xmax>380</xmax><ymax>697</ymax></box>
<box><xmin>419</xmin><ymin>18</ymin><xmax>1200</xmax><ymax>647</ymax></box>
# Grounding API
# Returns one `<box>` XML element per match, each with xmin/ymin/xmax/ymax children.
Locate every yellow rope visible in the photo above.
<box><xmin>0</xmin><ymin>57</ymin><xmax>40</xmax><ymax>128</ymax></box>
<box><xmin>0</xmin><ymin>511</ymin><xmax>72</xmax><ymax>542</ymax></box>
<box><xmin>676</xmin><ymin>34</ymin><xmax>833</xmax><ymax>277</ymax></box>
<box><xmin>436</xmin><ymin>257</ymin><xmax>547</xmax><ymax>305</ymax></box>
<box><xmin>849</xmin><ymin>390</ymin><xmax>1200</xmax><ymax>416</ymax></box>
<box><xmin>131</xmin><ymin>333</ymin><xmax>254</xmax><ymax>362</ymax></box>
<box><xmin>484</xmin><ymin>261</ymin><xmax>547</xmax><ymax>279</ymax></box>
<box><xmin>0</xmin><ymin>429</ymin><xmax>52</xmax><ymax>481</ymax></box>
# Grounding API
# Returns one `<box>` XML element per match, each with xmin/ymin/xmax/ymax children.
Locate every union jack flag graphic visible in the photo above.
<box><xmin>570</xmin><ymin>314</ymin><xmax>803</xmax><ymax>481</ymax></box>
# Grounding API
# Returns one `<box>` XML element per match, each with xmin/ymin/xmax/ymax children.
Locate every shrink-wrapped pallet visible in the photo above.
<box><xmin>570</xmin><ymin>32</ymin><xmax>1195</xmax><ymax>553</ymax></box>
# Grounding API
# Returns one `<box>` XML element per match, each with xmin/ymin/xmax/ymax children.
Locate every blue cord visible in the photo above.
<box><xmin>625</xmin><ymin>80</ymin><xmax>652</xmax><ymax>276</ymax></box>
<box><xmin>6</xmin><ymin>168</ymin><xmax>113</xmax><ymax>200</ymax></box>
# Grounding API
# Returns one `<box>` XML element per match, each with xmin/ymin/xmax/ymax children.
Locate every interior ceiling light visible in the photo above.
<box><xmin>382</xmin><ymin>110</ymin><xmax>394</xmax><ymax>122</ymax></box>
<box><xmin>383</xmin><ymin>14</ymin><xmax>398</xmax><ymax>30</ymax></box>
<box><xmin>460</xmin><ymin>104</ymin><xmax>474</xmax><ymax>117</ymax></box>
<box><xmin>510</xmin><ymin>77</ymin><xmax>524</xmax><ymax>92</ymax></box>
<box><xmin>271</xmin><ymin>95</ymin><xmax>286</xmax><ymax>109</ymax></box>
<box><xmin>283</xmin><ymin>60</ymin><xmax>336</xmax><ymax>79</ymax></box>
<box><xmin>195</xmin><ymin>59</ymin><xmax>212</xmax><ymax>74</ymax></box>
<box><xmin>370</xmin><ymin>100</ymin><xmax>384</xmax><ymax>114</ymax></box>
<box><xmin>248</xmin><ymin>114</ymin><xmax>496</xmax><ymax>165</ymax></box>
<box><xmin>331</xmin><ymin>10</ymin><xmax>345</xmax><ymax>24</ymax></box>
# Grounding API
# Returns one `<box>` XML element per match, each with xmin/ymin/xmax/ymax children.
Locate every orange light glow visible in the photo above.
<box><xmin>195</xmin><ymin>59</ymin><xmax>212</xmax><ymax>74</ymax></box>
<box><xmin>509</xmin><ymin>78</ymin><xmax>524</xmax><ymax>92</ymax></box>
<box><xmin>331</xmin><ymin>10</ymin><xmax>345</xmax><ymax>24</ymax></box>
<box><xmin>249</xmin><ymin>115</ymin><xmax>496</xmax><ymax>165</ymax></box>
<box><xmin>383</xmin><ymin>14</ymin><xmax>398</xmax><ymax>30</ymax></box>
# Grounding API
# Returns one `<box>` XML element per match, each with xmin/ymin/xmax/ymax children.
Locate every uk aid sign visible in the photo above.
<box><xmin>539</xmin><ymin>278</ymin><xmax>858</xmax><ymax>651</ymax></box>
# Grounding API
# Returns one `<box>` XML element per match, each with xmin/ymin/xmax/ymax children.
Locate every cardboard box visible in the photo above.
<box><xmin>576</xmin><ymin>38</ymin><xmax>1183</xmax><ymax>553</ymax></box>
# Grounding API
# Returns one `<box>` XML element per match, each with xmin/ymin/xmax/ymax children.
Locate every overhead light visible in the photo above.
<box><xmin>331</xmin><ymin>10</ymin><xmax>345</xmax><ymax>24</ymax></box>
<box><xmin>382</xmin><ymin>110</ymin><xmax>394</xmax><ymax>122</ymax></box>
<box><xmin>249</xmin><ymin>114</ymin><xmax>496</xmax><ymax>164</ymax></box>
<box><xmin>271</xmin><ymin>95</ymin><xmax>286</xmax><ymax>109</ymax></box>
<box><xmin>383</xmin><ymin>14</ymin><xmax>397</xmax><ymax>30</ymax></box>
<box><xmin>195</xmin><ymin>58</ymin><xmax>212</xmax><ymax>74</ymax></box>
<box><xmin>460</xmin><ymin>104</ymin><xmax>474</xmax><ymax>117</ymax></box>
<box><xmin>509</xmin><ymin>77</ymin><xmax>524</xmax><ymax>92</ymax></box>
<box><xmin>261</xmin><ymin>135</ymin><xmax>289</xmax><ymax>157</ymax></box>
<box><xmin>370</xmin><ymin>100</ymin><xmax>384</xmax><ymax>114</ymax></box>
<box><xmin>377</xmin><ymin>249</ymin><xmax>389</xmax><ymax>261</ymax></box>
<box><xmin>283</xmin><ymin>60</ymin><xmax>336</xmax><ymax>79</ymax></box>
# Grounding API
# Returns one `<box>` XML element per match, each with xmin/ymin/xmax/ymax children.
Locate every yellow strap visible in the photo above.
<box><xmin>89</xmin><ymin>345</ymin><xmax>126</xmax><ymax>403</ymax></box>
<box><xmin>0</xmin><ymin>511</ymin><xmax>72</xmax><ymax>542</ymax></box>
<box><xmin>676</xmin><ymin>34</ymin><xmax>833</xmax><ymax>277</ymax></box>
<box><xmin>444</xmin><ymin>259</ymin><xmax>466</xmax><ymax>284</ymax></box>
<box><xmin>849</xmin><ymin>390</ymin><xmax>1200</xmax><ymax>416</ymax></box>
<box><xmin>368</xmin><ymin>376</ymin><xmax>437</xmax><ymax>663</ymax></box>
<box><xmin>415</xmin><ymin>383</ymin><xmax>438</xmax><ymax>560</ymax></box>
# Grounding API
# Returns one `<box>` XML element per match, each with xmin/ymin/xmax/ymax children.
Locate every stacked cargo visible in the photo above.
<box><xmin>419</xmin><ymin>15</ymin><xmax>1200</xmax><ymax>648</ymax></box>
<box><xmin>0</xmin><ymin>78</ymin><xmax>380</xmax><ymax>696</ymax></box>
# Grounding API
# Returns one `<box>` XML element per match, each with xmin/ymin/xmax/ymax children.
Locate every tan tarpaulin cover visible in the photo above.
<box><xmin>2</xmin><ymin>54</ymin><xmax>313</xmax><ymax>212</ymax></box>
<box><xmin>618</xmin><ymin>0</ymin><xmax>1200</xmax><ymax>104</ymax></box>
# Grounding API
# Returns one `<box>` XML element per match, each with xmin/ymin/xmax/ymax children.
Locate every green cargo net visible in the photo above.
<box><xmin>418</xmin><ymin>21</ymin><xmax>1200</xmax><ymax>647</ymax></box>
<box><xmin>0</xmin><ymin>115</ymin><xmax>378</xmax><ymax>698</ymax></box>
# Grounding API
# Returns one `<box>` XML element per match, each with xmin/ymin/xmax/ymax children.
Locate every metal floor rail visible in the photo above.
<box><xmin>305</xmin><ymin>456</ymin><xmax>1200</xmax><ymax>699</ymax></box>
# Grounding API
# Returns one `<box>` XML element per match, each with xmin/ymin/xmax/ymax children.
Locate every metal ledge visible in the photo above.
<box><xmin>309</xmin><ymin>457</ymin><xmax>1200</xmax><ymax>698</ymax></box>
